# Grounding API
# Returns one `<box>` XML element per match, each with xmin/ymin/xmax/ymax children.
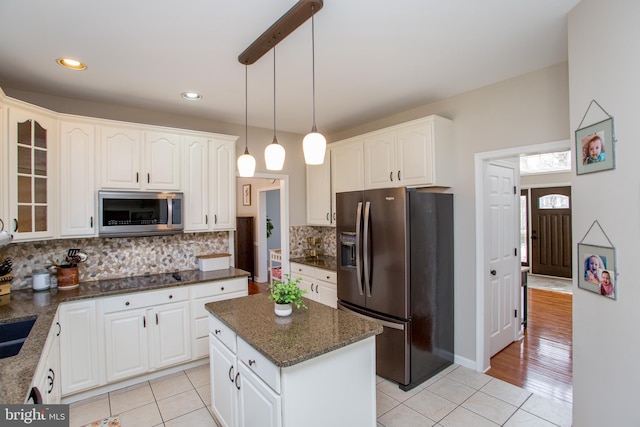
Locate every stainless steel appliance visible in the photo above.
<box><xmin>337</xmin><ymin>188</ymin><xmax>453</xmax><ymax>390</ymax></box>
<box><xmin>98</xmin><ymin>191</ymin><xmax>184</xmax><ymax>237</ymax></box>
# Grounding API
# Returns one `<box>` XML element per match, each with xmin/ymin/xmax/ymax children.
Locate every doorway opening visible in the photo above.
<box><xmin>236</xmin><ymin>174</ymin><xmax>290</xmax><ymax>285</ymax></box>
<box><xmin>475</xmin><ymin>140</ymin><xmax>573</xmax><ymax>404</ymax></box>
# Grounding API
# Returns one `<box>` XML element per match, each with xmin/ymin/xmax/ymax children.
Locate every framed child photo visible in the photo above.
<box><xmin>575</xmin><ymin>117</ymin><xmax>615</xmax><ymax>175</ymax></box>
<box><xmin>578</xmin><ymin>243</ymin><xmax>616</xmax><ymax>300</ymax></box>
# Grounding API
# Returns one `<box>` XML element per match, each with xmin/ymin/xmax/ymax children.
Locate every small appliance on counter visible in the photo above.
<box><xmin>197</xmin><ymin>253</ymin><xmax>231</xmax><ymax>272</ymax></box>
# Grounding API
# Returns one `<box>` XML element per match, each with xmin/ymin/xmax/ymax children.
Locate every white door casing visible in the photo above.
<box><xmin>485</xmin><ymin>161</ymin><xmax>519</xmax><ymax>357</ymax></box>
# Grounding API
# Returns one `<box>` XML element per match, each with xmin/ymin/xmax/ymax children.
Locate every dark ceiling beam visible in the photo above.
<box><xmin>238</xmin><ymin>0</ymin><xmax>323</xmax><ymax>65</ymax></box>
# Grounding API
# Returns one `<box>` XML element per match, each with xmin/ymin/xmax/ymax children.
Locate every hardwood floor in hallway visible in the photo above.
<box><xmin>487</xmin><ymin>287</ymin><xmax>573</xmax><ymax>406</ymax></box>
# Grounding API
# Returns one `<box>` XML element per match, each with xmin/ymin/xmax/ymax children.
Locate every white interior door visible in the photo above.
<box><xmin>485</xmin><ymin>162</ymin><xmax>519</xmax><ymax>357</ymax></box>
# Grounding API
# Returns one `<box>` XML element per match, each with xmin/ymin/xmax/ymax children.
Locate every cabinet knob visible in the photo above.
<box><xmin>169</xmin><ymin>294</ymin><xmax>173</xmax><ymax>299</ymax></box>
<box><xmin>215</xmin><ymin>329</ymin><xmax>221</xmax><ymax>334</ymax></box>
<box><xmin>221</xmin><ymin>287</ymin><xmax>225</xmax><ymax>291</ymax></box>
<box><xmin>125</xmin><ymin>301</ymin><xmax>130</xmax><ymax>306</ymax></box>
<box><xmin>248</xmin><ymin>359</ymin><xmax>256</xmax><ymax>366</ymax></box>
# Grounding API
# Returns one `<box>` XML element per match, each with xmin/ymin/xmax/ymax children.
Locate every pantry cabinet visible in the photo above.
<box><xmin>99</xmin><ymin>127</ymin><xmax>181</xmax><ymax>191</ymax></box>
<box><xmin>7</xmin><ymin>107</ymin><xmax>56</xmax><ymax>241</ymax></box>
<box><xmin>59</xmin><ymin>121</ymin><xmax>96</xmax><ymax>237</ymax></box>
<box><xmin>59</xmin><ymin>300</ymin><xmax>101</xmax><ymax>395</ymax></box>
<box><xmin>102</xmin><ymin>287</ymin><xmax>191</xmax><ymax>383</ymax></box>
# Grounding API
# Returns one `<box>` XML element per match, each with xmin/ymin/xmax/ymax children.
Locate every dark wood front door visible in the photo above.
<box><xmin>531</xmin><ymin>186</ymin><xmax>572</xmax><ymax>278</ymax></box>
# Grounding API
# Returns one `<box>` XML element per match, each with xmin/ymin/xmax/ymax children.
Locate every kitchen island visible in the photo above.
<box><xmin>206</xmin><ymin>293</ymin><xmax>382</xmax><ymax>427</ymax></box>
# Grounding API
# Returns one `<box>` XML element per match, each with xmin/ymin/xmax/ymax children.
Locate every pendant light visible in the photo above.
<box><xmin>302</xmin><ymin>4</ymin><xmax>326</xmax><ymax>165</ymax></box>
<box><xmin>237</xmin><ymin>64</ymin><xmax>256</xmax><ymax>177</ymax></box>
<box><xmin>264</xmin><ymin>43</ymin><xmax>286</xmax><ymax>170</ymax></box>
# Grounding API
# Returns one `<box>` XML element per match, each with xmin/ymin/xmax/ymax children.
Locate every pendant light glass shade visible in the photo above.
<box><xmin>303</xmin><ymin>5</ymin><xmax>326</xmax><ymax>165</ymax></box>
<box><xmin>238</xmin><ymin>64</ymin><xmax>256</xmax><ymax>177</ymax></box>
<box><xmin>265</xmin><ymin>43</ymin><xmax>285</xmax><ymax>171</ymax></box>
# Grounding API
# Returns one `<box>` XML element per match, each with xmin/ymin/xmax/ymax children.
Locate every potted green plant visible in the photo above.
<box><xmin>268</xmin><ymin>274</ymin><xmax>307</xmax><ymax>316</ymax></box>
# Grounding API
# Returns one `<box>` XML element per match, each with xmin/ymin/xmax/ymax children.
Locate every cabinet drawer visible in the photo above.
<box><xmin>102</xmin><ymin>287</ymin><xmax>189</xmax><ymax>313</ymax></box>
<box><xmin>191</xmin><ymin>278</ymin><xmax>247</xmax><ymax>299</ymax></box>
<box><xmin>290</xmin><ymin>262</ymin><xmax>314</xmax><ymax>277</ymax></box>
<box><xmin>314</xmin><ymin>268</ymin><xmax>337</xmax><ymax>284</ymax></box>
<box><xmin>209</xmin><ymin>315</ymin><xmax>236</xmax><ymax>352</ymax></box>
<box><xmin>237</xmin><ymin>337</ymin><xmax>280</xmax><ymax>394</ymax></box>
<box><xmin>193</xmin><ymin>289</ymin><xmax>248</xmax><ymax>319</ymax></box>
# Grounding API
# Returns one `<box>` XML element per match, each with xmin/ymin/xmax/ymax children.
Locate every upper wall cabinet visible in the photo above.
<box><xmin>183</xmin><ymin>136</ymin><xmax>237</xmax><ymax>232</ymax></box>
<box><xmin>7</xmin><ymin>107</ymin><xmax>56</xmax><ymax>241</ymax></box>
<box><xmin>306</xmin><ymin>149</ymin><xmax>333</xmax><ymax>226</ymax></box>
<box><xmin>59</xmin><ymin>121</ymin><xmax>96</xmax><ymax>237</ymax></box>
<box><xmin>99</xmin><ymin>126</ymin><xmax>181</xmax><ymax>191</ymax></box>
<box><xmin>363</xmin><ymin>115</ymin><xmax>453</xmax><ymax>189</ymax></box>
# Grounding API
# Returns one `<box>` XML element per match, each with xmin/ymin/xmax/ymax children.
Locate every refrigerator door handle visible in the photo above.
<box><xmin>355</xmin><ymin>202</ymin><xmax>364</xmax><ymax>296</ymax></box>
<box><xmin>363</xmin><ymin>201</ymin><xmax>372</xmax><ymax>297</ymax></box>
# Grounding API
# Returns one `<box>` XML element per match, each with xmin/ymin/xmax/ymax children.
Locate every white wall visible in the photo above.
<box><xmin>328</xmin><ymin>63</ymin><xmax>570</xmax><ymax>364</ymax></box>
<box><xmin>569</xmin><ymin>0</ymin><xmax>640</xmax><ymax>424</ymax></box>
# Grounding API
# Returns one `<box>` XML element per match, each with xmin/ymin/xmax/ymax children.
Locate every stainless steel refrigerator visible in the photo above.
<box><xmin>337</xmin><ymin>187</ymin><xmax>453</xmax><ymax>390</ymax></box>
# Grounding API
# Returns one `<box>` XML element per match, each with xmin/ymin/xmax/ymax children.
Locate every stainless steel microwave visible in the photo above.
<box><xmin>98</xmin><ymin>191</ymin><xmax>184</xmax><ymax>237</ymax></box>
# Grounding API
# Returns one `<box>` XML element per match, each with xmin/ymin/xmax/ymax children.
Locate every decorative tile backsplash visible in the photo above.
<box><xmin>289</xmin><ymin>226</ymin><xmax>336</xmax><ymax>258</ymax></box>
<box><xmin>0</xmin><ymin>232</ymin><xmax>229</xmax><ymax>290</ymax></box>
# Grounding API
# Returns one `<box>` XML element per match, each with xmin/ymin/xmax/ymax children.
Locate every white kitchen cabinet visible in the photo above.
<box><xmin>59</xmin><ymin>300</ymin><xmax>101</xmax><ymax>395</ymax></box>
<box><xmin>99</xmin><ymin>126</ymin><xmax>181</xmax><ymax>191</ymax></box>
<box><xmin>59</xmin><ymin>121</ymin><xmax>96</xmax><ymax>237</ymax></box>
<box><xmin>30</xmin><ymin>311</ymin><xmax>61</xmax><ymax>404</ymax></box>
<box><xmin>363</xmin><ymin>115</ymin><xmax>453</xmax><ymax>189</ymax></box>
<box><xmin>330</xmin><ymin>138</ymin><xmax>364</xmax><ymax>195</ymax></box>
<box><xmin>210</xmin><ymin>138</ymin><xmax>236</xmax><ymax>230</ymax></box>
<box><xmin>290</xmin><ymin>262</ymin><xmax>337</xmax><ymax>309</ymax></box>
<box><xmin>208</xmin><ymin>311</ymin><xmax>376</xmax><ymax>427</ymax></box>
<box><xmin>102</xmin><ymin>287</ymin><xmax>191</xmax><ymax>383</ymax></box>
<box><xmin>191</xmin><ymin>278</ymin><xmax>248</xmax><ymax>359</ymax></box>
<box><xmin>306</xmin><ymin>149</ymin><xmax>333</xmax><ymax>226</ymax></box>
<box><xmin>209</xmin><ymin>318</ymin><xmax>282</xmax><ymax>427</ymax></box>
<box><xmin>7</xmin><ymin>106</ymin><xmax>56</xmax><ymax>241</ymax></box>
<box><xmin>183</xmin><ymin>136</ymin><xmax>237</xmax><ymax>232</ymax></box>
<box><xmin>183</xmin><ymin>135</ymin><xmax>210</xmax><ymax>231</ymax></box>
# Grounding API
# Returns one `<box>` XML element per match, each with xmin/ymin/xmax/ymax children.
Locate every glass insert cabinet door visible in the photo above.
<box><xmin>9</xmin><ymin>108</ymin><xmax>54</xmax><ymax>239</ymax></box>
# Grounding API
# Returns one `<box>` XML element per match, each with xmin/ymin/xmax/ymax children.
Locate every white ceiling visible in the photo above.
<box><xmin>0</xmin><ymin>0</ymin><xmax>580</xmax><ymax>136</ymax></box>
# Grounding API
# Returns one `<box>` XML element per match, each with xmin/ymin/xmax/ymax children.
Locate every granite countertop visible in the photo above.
<box><xmin>0</xmin><ymin>267</ymin><xmax>249</xmax><ymax>405</ymax></box>
<box><xmin>205</xmin><ymin>293</ymin><xmax>382</xmax><ymax>368</ymax></box>
<box><xmin>289</xmin><ymin>255</ymin><xmax>337</xmax><ymax>272</ymax></box>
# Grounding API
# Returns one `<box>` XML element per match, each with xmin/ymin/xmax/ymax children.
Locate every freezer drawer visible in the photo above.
<box><xmin>338</xmin><ymin>302</ymin><xmax>410</xmax><ymax>386</ymax></box>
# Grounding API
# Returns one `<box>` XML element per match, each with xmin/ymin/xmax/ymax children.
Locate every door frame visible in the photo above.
<box><xmin>474</xmin><ymin>139</ymin><xmax>570</xmax><ymax>372</ymax></box>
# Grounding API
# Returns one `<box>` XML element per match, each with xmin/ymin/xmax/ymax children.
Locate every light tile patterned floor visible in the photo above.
<box><xmin>69</xmin><ymin>363</ymin><xmax>572</xmax><ymax>427</ymax></box>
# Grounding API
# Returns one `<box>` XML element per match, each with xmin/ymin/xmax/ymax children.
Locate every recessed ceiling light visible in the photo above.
<box><xmin>181</xmin><ymin>92</ymin><xmax>202</xmax><ymax>101</ymax></box>
<box><xmin>56</xmin><ymin>58</ymin><xmax>87</xmax><ymax>71</ymax></box>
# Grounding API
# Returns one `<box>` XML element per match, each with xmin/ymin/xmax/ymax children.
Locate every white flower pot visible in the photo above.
<box><xmin>274</xmin><ymin>303</ymin><xmax>293</xmax><ymax>317</ymax></box>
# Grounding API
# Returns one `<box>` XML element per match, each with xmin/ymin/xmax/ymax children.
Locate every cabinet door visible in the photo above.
<box><xmin>104</xmin><ymin>308</ymin><xmax>149</xmax><ymax>382</ymax></box>
<box><xmin>364</xmin><ymin>131</ymin><xmax>396</xmax><ymax>189</ymax></box>
<box><xmin>396</xmin><ymin>121</ymin><xmax>434</xmax><ymax>186</ymax></box>
<box><xmin>59</xmin><ymin>121</ymin><xmax>96</xmax><ymax>237</ymax></box>
<box><xmin>100</xmin><ymin>126</ymin><xmax>142</xmax><ymax>189</ymax></box>
<box><xmin>183</xmin><ymin>136</ymin><xmax>209</xmax><ymax>231</ymax></box>
<box><xmin>306</xmin><ymin>149</ymin><xmax>332</xmax><ymax>226</ymax></box>
<box><xmin>315</xmin><ymin>280</ymin><xmax>338</xmax><ymax>309</ymax></box>
<box><xmin>45</xmin><ymin>315</ymin><xmax>61</xmax><ymax>404</ymax></box>
<box><xmin>238</xmin><ymin>362</ymin><xmax>282</xmax><ymax>427</ymax></box>
<box><xmin>210</xmin><ymin>335</ymin><xmax>238</xmax><ymax>427</ymax></box>
<box><xmin>145</xmin><ymin>131</ymin><xmax>181</xmax><ymax>190</ymax></box>
<box><xmin>8</xmin><ymin>107</ymin><xmax>55</xmax><ymax>241</ymax></box>
<box><xmin>210</xmin><ymin>139</ymin><xmax>236</xmax><ymax>230</ymax></box>
<box><xmin>331</xmin><ymin>140</ymin><xmax>364</xmax><ymax>194</ymax></box>
<box><xmin>59</xmin><ymin>301</ymin><xmax>100</xmax><ymax>395</ymax></box>
<box><xmin>152</xmin><ymin>301</ymin><xmax>191</xmax><ymax>369</ymax></box>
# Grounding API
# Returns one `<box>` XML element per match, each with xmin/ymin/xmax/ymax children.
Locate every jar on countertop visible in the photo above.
<box><xmin>32</xmin><ymin>270</ymin><xmax>50</xmax><ymax>291</ymax></box>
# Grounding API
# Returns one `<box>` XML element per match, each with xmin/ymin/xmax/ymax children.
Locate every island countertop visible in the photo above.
<box><xmin>205</xmin><ymin>293</ymin><xmax>382</xmax><ymax>367</ymax></box>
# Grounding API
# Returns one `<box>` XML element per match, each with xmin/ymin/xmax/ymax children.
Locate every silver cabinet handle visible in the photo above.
<box><xmin>363</xmin><ymin>201</ymin><xmax>372</xmax><ymax>297</ymax></box>
<box><xmin>355</xmin><ymin>202</ymin><xmax>363</xmax><ymax>296</ymax></box>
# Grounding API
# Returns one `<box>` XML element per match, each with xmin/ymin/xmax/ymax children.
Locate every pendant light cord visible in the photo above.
<box><xmin>273</xmin><ymin>42</ymin><xmax>277</xmax><ymax>141</ymax></box>
<box><xmin>244</xmin><ymin>64</ymin><xmax>249</xmax><ymax>153</ymax></box>
<box><xmin>311</xmin><ymin>5</ymin><xmax>318</xmax><ymax>132</ymax></box>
